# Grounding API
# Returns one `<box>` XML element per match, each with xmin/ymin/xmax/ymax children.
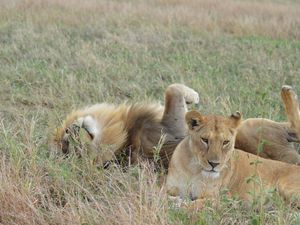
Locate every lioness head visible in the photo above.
<box><xmin>185</xmin><ymin>110</ymin><xmax>242</xmax><ymax>178</ymax></box>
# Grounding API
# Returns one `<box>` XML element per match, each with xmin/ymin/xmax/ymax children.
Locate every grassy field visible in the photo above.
<box><xmin>1</xmin><ymin>0</ymin><xmax>300</xmax><ymax>224</ymax></box>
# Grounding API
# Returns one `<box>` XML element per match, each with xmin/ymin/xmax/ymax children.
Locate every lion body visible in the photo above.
<box><xmin>236</xmin><ymin>119</ymin><xmax>300</xmax><ymax>164</ymax></box>
<box><xmin>236</xmin><ymin>86</ymin><xmax>300</xmax><ymax>164</ymax></box>
<box><xmin>51</xmin><ymin>84</ymin><xmax>200</xmax><ymax>168</ymax></box>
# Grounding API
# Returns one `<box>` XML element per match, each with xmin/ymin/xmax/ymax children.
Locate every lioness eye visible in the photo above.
<box><xmin>201</xmin><ymin>138</ymin><xmax>208</xmax><ymax>144</ymax></box>
<box><xmin>223</xmin><ymin>140</ymin><xmax>230</xmax><ymax>145</ymax></box>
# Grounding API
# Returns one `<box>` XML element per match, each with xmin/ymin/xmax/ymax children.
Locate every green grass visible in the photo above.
<box><xmin>0</xmin><ymin>0</ymin><xmax>300</xmax><ymax>224</ymax></box>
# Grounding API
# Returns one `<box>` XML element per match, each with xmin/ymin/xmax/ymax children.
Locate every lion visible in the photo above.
<box><xmin>50</xmin><ymin>84</ymin><xmax>200</xmax><ymax>168</ymax></box>
<box><xmin>50</xmin><ymin>84</ymin><xmax>300</xmax><ymax>169</ymax></box>
<box><xmin>166</xmin><ymin>109</ymin><xmax>300</xmax><ymax>206</ymax></box>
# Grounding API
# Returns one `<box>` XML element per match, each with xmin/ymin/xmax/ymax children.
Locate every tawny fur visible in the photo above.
<box><xmin>166</xmin><ymin>110</ymin><xmax>300</xmax><ymax>207</ymax></box>
<box><xmin>235</xmin><ymin>85</ymin><xmax>300</xmax><ymax>164</ymax></box>
<box><xmin>50</xmin><ymin>84</ymin><xmax>200</xmax><ymax>168</ymax></box>
<box><xmin>50</xmin><ymin>84</ymin><xmax>300</xmax><ymax>168</ymax></box>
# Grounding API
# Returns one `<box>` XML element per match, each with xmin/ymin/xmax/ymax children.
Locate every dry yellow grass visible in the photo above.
<box><xmin>1</xmin><ymin>0</ymin><xmax>299</xmax><ymax>39</ymax></box>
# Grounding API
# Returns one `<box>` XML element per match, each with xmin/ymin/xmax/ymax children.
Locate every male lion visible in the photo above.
<box><xmin>51</xmin><ymin>84</ymin><xmax>200</xmax><ymax>168</ymax></box>
<box><xmin>166</xmin><ymin>109</ymin><xmax>300</xmax><ymax>205</ymax></box>
<box><xmin>51</xmin><ymin>84</ymin><xmax>300</xmax><ymax>168</ymax></box>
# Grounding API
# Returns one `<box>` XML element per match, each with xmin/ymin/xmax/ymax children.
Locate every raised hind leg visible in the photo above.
<box><xmin>161</xmin><ymin>84</ymin><xmax>199</xmax><ymax>139</ymax></box>
<box><xmin>281</xmin><ymin>85</ymin><xmax>300</xmax><ymax>142</ymax></box>
<box><xmin>156</xmin><ymin>84</ymin><xmax>199</xmax><ymax>168</ymax></box>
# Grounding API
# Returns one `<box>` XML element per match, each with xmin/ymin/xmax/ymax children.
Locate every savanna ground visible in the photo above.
<box><xmin>1</xmin><ymin>0</ymin><xmax>300</xmax><ymax>224</ymax></box>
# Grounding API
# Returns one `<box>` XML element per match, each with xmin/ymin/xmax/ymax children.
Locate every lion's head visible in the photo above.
<box><xmin>185</xmin><ymin>110</ymin><xmax>242</xmax><ymax>178</ymax></box>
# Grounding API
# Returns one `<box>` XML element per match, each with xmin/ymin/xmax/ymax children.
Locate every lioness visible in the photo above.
<box><xmin>166</xmin><ymin>109</ymin><xmax>300</xmax><ymax>205</ymax></box>
<box><xmin>51</xmin><ymin>84</ymin><xmax>300</xmax><ymax>168</ymax></box>
<box><xmin>236</xmin><ymin>85</ymin><xmax>300</xmax><ymax>164</ymax></box>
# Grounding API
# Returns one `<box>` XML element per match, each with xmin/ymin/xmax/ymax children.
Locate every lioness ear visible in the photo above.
<box><xmin>229</xmin><ymin>111</ymin><xmax>242</xmax><ymax>128</ymax></box>
<box><xmin>185</xmin><ymin>110</ymin><xmax>205</xmax><ymax>130</ymax></box>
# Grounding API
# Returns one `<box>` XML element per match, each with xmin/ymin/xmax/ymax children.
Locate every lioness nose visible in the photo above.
<box><xmin>208</xmin><ymin>160</ymin><xmax>220</xmax><ymax>168</ymax></box>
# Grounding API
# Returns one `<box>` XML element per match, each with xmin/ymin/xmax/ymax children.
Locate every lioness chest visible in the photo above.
<box><xmin>167</xmin><ymin>162</ymin><xmax>222</xmax><ymax>199</ymax></box>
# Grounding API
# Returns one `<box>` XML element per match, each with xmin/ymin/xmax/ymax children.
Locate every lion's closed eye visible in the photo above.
<box><xmin>201</xmin><ymin>138</ymin><xmax>209</xmax><ymax>145</ymax></box>
<box><xmin>223</xmin><ymin>140</ymin><xmax>230</xmax><ymax>145</ymax></box>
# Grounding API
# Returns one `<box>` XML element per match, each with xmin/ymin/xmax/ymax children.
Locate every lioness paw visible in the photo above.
<box><xmin>282</xmin><ymin>85</ymin><xmax>293</xmax><ymax>92</ymax></box>
<box><xmin>281</xmin><ymin>85</ymin><xmax>298</xmax><ymax>101</ymax></box>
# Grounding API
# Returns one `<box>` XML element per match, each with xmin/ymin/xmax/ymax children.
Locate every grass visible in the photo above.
<box><xmin>0</xmin><ymin>0</ymin><xmax>300</xmax><ymax>224</ymax></box>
